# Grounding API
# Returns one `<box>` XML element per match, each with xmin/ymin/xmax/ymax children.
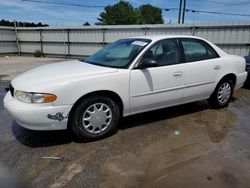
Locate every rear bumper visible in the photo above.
<box><xmin>235</xmin><ymin>71</ymin><xmax>248</xmax><ymax>90</ymax></box>
<box><xmin>3</xmin><ymin>92</ymin><xmax>72</xmax><ymax>130</ymax></box>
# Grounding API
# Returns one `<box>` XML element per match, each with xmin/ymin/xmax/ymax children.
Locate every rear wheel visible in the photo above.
<box><xmin>208</xmin><ymin>78</ymin><xmax>234</xmax><ymax>108</ymax></box>
<box><xmin>70</xmin><ymin>95</ymin><xmax>120</xmax><ymax>141</ymax></box>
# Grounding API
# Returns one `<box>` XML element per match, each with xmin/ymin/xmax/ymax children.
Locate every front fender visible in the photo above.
<box><xmin>52</xmin><ymin>70</ymin><xmax>131</xmax><ymax>116</ymax></box>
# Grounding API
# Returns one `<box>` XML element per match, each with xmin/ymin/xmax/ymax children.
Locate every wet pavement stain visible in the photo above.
<box><xmin>101</xmin><ymin>103</ymin><xmax>236</xmax><ymax>188</ymax></box>
<box><xmin>0</xmin><ymin>81</ymin><xmax>250</xmax><ymax>188</ymax></box>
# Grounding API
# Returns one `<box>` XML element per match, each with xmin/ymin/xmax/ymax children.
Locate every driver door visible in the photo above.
<box><xmin>129</xmin><ymin>39</ymin><xmax>185</xmax><ymax>114</ymax></box>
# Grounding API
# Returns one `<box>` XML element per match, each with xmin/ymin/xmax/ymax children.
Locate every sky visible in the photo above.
<box><xmin>0</xmin><ymin>0</ymin><xmax>249</xmax><ymax>26</ymax></box>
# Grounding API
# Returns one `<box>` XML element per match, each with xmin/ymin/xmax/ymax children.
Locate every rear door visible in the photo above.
<box><xmin>179</xmin><ymin>38</ymin><xmax>221</xmax><ymax>102</ymax></box>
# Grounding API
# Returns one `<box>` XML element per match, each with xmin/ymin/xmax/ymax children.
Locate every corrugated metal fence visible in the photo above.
<box><xmin>0</xmin><ymin>22</ymin><xmax>250</xmax><ymax>57</ymax></box>
<box><xmin>0</xmin><ymin>26</ymin><xmax>17</xmax><ymax>54</ymax></box>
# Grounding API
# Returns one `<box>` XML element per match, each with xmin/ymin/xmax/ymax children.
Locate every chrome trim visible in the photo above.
<box><xmin>132</xmin><ymin>85</ymin><xmax>185</xmax><ymax>97</ymax></box>
<box><xmin>185</xmin><ymin>81</ymin><xmax>214</xmax><ymax>88</ymax></box>
<box><xmin>132</xmin><ymin>81</ymin><xmax>214</xmax><ymax>98</ymax></box>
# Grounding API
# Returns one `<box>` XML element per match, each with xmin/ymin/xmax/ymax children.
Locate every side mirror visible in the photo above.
<box><xmin>136</xmin><ymin>59</ymin><xmax>158</xmax><ymax>69</ymax></box>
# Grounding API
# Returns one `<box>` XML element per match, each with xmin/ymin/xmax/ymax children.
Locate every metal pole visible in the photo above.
<box><xmin>102</xmin><ymin>28</ymin><xmax>106</xmax><ymax>47</ymax></box>
<box><xmin>39</xmin><ymin>28</ymin><xmax>43</xmax><ymax>57</ymax></box>
<box><xmin>63</xmin><ymin>28</ymin><xmax>66</xmax><ymax>59</ymax></box>
<box><xmin>144</xmin><ymin>27</ymin><xmax>148</xmax><ymax>36</ymax></box>
<box><xmin>182</xmin><ymin>0</ymin><xmax>186</xmax><ymax>24</ymax></box>
<box><xmin>192</xmin><ymin>25</ymin><xmax>196</xmax><ymax>36</ymax></box>
<box><xmin>178</xmin><ymin>0</ymin><xmax>183</xmax><ymax>24</ymax></box>
<box><xmin>13</xmin><ymin>20</ymin><xmax>20</xmax><ymax>56</ymax></box>
<box><xmin>67</xmin><ymin>29</ymin><xmax>70</xmax><ymax>58</ymax></box>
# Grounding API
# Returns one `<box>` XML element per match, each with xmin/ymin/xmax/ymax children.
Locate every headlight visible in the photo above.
<box><xmin>15</xmin><ymin>90</ymin><xmax>57</xmax><ymax>103</ymax></box>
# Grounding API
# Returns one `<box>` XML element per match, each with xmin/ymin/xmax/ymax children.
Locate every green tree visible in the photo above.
<box><xmin>83</xmin><ymin>21</ymin><xmax>90</xmax><ymax>26</ymax></box>
<box><xmin>0</xmin><ymin>19</ymin><xmax>48</xmax><ymax>27</ymax></box>
<box><xmin>134</xmin><ymin>8</ymin><xmax>144</xmax><ymax>24</ymax></box>
<box><xmin>96</xmin><ymin>1</ymin><xmax>164</xmax><ymax>25</ymax></box>
<box><xmin>0</xmin><ymin>19</ymin><xmax>13</xmax><ymax>26</ymax></box>
<box><xmin>96</xmin><ymin>1</ymin><xmax>139</xmax><ymax>25</ymax></box>
<box><xmin>139</xmin><ymin>4</ymin><xmax>164</xmax><ymax>24</ymax></box>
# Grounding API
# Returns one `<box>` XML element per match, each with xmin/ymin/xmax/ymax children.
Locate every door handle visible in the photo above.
<box><xmin>173</xmin><ymin>71</ymin><xmax>183</xmax><ymax>77</ymax></box>
<box><xmin>214</xmin><ymin>65</ymin><xmax>221</xmax><ymax>70</ymax></box>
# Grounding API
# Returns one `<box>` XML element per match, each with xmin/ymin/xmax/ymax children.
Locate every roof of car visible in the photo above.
<box><xmin>129</xmin><ymin>35</ymin><xmax>205</xmax><ymax>42</ymax></box>
<box><xmin>128</xmin><ymin>35</ymin><xmax>229</xmax><ymax>57</ymax></box>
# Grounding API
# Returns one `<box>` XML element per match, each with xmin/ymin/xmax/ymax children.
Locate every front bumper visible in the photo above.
<box><xmin>3</xmin><ymin>92</ymin><xmax>72</xmax><ymax>130</ymax></box>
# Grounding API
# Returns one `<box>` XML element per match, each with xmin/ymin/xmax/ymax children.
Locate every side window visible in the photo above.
<box><xmin>207</xmin><ymin>46</ymin><xmax>219</xmax><ymax>59</ymax></box>
<box><xmin>151</xmin><ymin>43</ymin><xmax>163</xmax><ymax>55</ymax></box>
<box><xmin>181</xmin><ymin>39</ymin><xmax>219</xmax><ymax>63</ymax></box>
<box><xmin>142</xmin><ymin>39</ymin><xmax>179</xmax><ymax>66</ymax></box>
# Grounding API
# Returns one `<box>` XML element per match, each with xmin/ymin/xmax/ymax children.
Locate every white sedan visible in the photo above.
<box><xmin>3</xmin><ymin>35</ymin><xmax>247</xmax><ymax>140</ymax></box>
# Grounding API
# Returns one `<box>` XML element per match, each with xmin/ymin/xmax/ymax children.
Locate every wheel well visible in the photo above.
<box><xmin>67</xmin><ymin>90</ymin><xmax>124</xmax><ymax>128</ymax></box>
<box><xmin>220</xmin><ymin>73</ymin><xmax>236</xmax><ymax>87</ymax></box>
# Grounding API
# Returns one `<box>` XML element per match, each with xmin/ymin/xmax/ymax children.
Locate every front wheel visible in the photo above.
<box><xmin>70</xmin><ymin>95</ymin><xmax>120</xmax><ymax>141</ymax></box>
<box><xmin>208</xmin><ymin>78</ymin><xmax>234</xmax><ymax>108</ymax></box>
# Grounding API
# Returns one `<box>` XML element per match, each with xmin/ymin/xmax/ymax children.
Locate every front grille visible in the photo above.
<box><xmin>9</xmin><ymin>84</ymin><xmax>14</xmax><ymax>97</ymax></box>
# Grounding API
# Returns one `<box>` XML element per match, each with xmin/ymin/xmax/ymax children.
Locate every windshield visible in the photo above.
<box><xmin>85</xmin><ymin>38</ymin><xmax>151</xmax><ymax>68</ymax></box>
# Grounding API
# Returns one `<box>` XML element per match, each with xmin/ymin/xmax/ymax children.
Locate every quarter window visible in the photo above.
<box><xmin>181</xmin><ymin>39</ymin><xmax>219</xmax><ymax>63</ymax></box>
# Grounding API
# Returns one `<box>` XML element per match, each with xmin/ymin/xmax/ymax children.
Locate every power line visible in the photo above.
<box><xmin>21</xmin><ymin>0</ymin><xmax>250</xmax><ymax>17</ymax></box>
<box><xmin>164</xmin><ymin>8</ymin><xmax>250</xmax><ymax>17</ymax></box>
<box><xmin>21</xmin><ymin>0</ymin><xmax>105</xmax><ymax>8</ymax></box>
<box><xmin>184</xmin><ymin>8</ymin><xmax>250</xmax><ymax>17</ymax></box>
<box><xmin>188</xmin><ymin>0</ymin><xmax>250</xmax><ymax>16</ymax></box>
<box><xmin>190</xmin><ymin>0</ymin><xmax>250</xmax><ymax>6</ymax></box>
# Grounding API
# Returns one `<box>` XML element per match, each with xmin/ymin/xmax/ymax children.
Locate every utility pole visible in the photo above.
<box><xmin>178</xmin><ymin>0</ymin><xmax>183</xmax><ymax>24</ymax></box>
<box><xmin>182</xmin><ymin>0</ymin><xmax>186</xmax><ymax>24</ymax></box>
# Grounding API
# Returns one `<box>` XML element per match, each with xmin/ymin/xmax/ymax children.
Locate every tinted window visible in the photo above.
<box><xmin>85</xmin><ymin>38</ymin><xmax>151</xmax><ymax>68</ymax></box>
<box><xmin>181</xmin><ymin>39</ymin><xmax>219</xmax><ymax>63</ymax></box>
<box><xmin>142</xmin><ymin>39</ymin><xmax>179</xmax><ymax>66</ymax></box>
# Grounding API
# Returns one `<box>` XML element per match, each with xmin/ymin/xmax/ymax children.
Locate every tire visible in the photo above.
<box><xmin>70</xmin><ymin>95</ymin><xmax>120</xmax><ymax>141</ymax></box>
<box><xmin>208</xmin><ymin>78</ymin><xmax>234</xmax><ymax>108</ymax></box>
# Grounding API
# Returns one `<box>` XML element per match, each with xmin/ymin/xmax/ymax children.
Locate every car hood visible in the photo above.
<box><xmin>11</xmin><ymin>60</ymin><xmax>118</xmax><ymax>91</ymax></box>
